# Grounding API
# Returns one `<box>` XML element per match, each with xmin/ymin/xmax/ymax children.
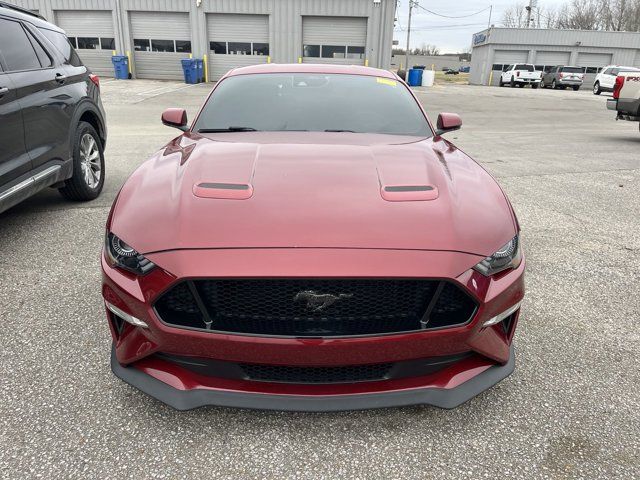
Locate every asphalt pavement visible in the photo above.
<box><xmin>1</xmin><ymin>79</ymin><xmax>638</xmax><ymax>479</ymax></box>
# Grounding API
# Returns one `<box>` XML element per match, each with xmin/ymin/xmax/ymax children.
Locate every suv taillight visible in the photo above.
<box><xmin>613</xmin><ymin>75</ymin><xmax>625</xmax><ymax>99</ymax></box>
<box><xmin>89</xmin><ymin>74</ymin><xmax>100</xmax><ymax>90</ymax></box>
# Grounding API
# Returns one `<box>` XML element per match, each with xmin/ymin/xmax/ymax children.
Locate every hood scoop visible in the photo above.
<box><xmin>193</xmin><ymin>182</ymin><xmax>253</xmax><ymax>200</ymax></box>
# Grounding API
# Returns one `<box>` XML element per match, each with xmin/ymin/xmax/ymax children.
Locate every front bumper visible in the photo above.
<box><xmin>103</xmin><ymin>248</ymin><xmax>525</xmax><ymax>411</ymax></box>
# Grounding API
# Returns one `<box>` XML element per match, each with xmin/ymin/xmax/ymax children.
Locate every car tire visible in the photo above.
<box><xmin>532</xmin><ymin>83</ymin><xmax>539</xmax><ymax>89</ymax></box>
<box><xmin>510</xmin><ymin>77</ymin><xmax>515</xmax><ymax>87</ymax></box>
<box><xmin>59</xmin><ymin>121</ymin><xmax>105</xmax><ymax>201</ymax></box>
<box><xmin>551</xmin><ymin>80</ymin><xmax>557</xmax><ymax>89</ymax></box>
<box><xmin>593</xmin><ymin>82</ymin><xmax>601</xmax><ymax>95</ymax></box>
<box><xmin>573</xmin><ymin>86</ymin><xmax>580</xmax><ymax>91</ymax></box>
<box><xmin>517</xmin><ymin>83</ymin><xmax>524</xmax><ymax>88</ymax></box>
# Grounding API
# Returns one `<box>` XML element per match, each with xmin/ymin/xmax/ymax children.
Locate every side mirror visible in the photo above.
<box><xmin>162</xmin><ymin>108</ymin><xmax>188</xmax><ymax>131</ymax></box>
<box><xmin>435</xmin><ymin>112</ymin><xmax>462</xmax><ymax>136</ymax></box>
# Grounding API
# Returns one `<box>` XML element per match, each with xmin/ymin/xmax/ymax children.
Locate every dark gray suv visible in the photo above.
<box><xmin>540</xmin><ymin>66</ymin><xmax>584</xmax><ymax>91</ymax></box>
<box><xmin>0</xmin><ymin>2</ymin><xmax>107</xmax><ymax>214</ymax></box>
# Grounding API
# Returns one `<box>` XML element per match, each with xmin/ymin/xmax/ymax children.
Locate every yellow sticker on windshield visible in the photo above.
<box><xmin>377</xmin><ymin>78</ymin><xmax>397</xmax><ymax>87</ymax></box>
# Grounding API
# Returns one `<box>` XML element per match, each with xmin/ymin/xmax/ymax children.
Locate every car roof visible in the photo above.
<box><xmin>225</xmin><ymin>63</ymin><xmax>398</xmax><ymax>79</ymax></box>
<box><xmin>0</xmin><ymin>2</ymin><xmax>64</xmax><ymax>32</ymax></box>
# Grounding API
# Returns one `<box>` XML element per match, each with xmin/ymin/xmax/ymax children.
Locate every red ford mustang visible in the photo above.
<box><xmin>103</xmin><ymin>64</ymin><xmax>524</xmax><ymax>411</ymax></box>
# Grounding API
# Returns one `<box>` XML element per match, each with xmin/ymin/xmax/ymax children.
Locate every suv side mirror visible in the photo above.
<box><xmin>162</xmin><ymin>108</ymin><xmax>188</xmax><ymax>131</ymax></box>
<box><xmin>435</xmin><ymin>112</ymin><xmax>462</xmax><ymax>136</ymax></box>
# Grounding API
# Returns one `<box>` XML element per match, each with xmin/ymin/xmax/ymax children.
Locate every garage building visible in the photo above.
<box><xmin>12</xmin><ymin>0</ymin><xmax>396</xmax><ymax>81</ymax></box>
<box><xmin>470</xmin><ymin>27</ymin><xmax>640</xmax><ymax>86</ymax></box>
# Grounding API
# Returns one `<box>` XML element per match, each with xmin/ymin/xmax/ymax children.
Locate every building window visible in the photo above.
<box><xmin>100</xmin><ymin>37</ymin><xmax>115</xmax><ymax>50</ymax></box>
<box><xmin>175</xmin><ymin>40</ymin><xmax>192</xmax><ymax>53</ymax></box>
<box><xmin>228</xmin><ymin>42</ymin><xmax>251</xmax><ymax>55</ymax></box>
<box><xmin>534</xmin><ymin>65</ymin><xmax>544</xmax><ymax>71</ymax></box>
<box><xmin>303</xmin><ymin>44</ymin><xmax>320</xmax><ymax>57</ymax></box>
<box><xmin>347</xmin><ymin>46</ymin><xmax>365</xmax><ymax>59</ymax></box>
<box><xmin>322</xmin><ymin>45</ymin><xmax>346</xmax><ymax>59</ymax></box>
<box><xmin>584</xmin><ymin>66</ymin><xmax>599</xmax><ymax>74</ymax></box>
<box><xmin>151</xmin><ymin>39</ymin><xmax>175</xmax><ymax>52</ymax></box>
<box><xmin>67</xmin><ymin>36</ymin><xmax>77</xmax><ymax>48</ymax></box>
<box><xmin>77</xmin><ymin>37</ymin><xmax>99</xmax><ymax>49</ymax></box>
<box><xmin>491</xmin><ymin>63</ymin><xmax>503</xmax><ymax>71</ymax></box>
<box><xmin>210</xmin><ymin>42</ymin><xmax>227</xmax><ymax>54</ymax></box>
<box><xmin>134</xmin><ymin>39</ymin><xmax>150</xmax><ymax>52</ymax></box>
<box><xmin>253</xmin><ymin>42</ymin><xmax>269</xmax><ymax>56</ymax></box>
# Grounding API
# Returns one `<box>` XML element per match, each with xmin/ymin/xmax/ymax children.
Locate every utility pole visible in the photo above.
<box><xmin>404</xmin><ymin>0</ymin><xmax>413</xmax><ymax>71</ymax></box>
<box><xmin>525</xmin><ymin>0</ymin><xmax>532</xmax><ymax>27</ymax></box>
<box><xmin>487</xmin><ymin>4</ymin><xmax>493</xmax><ymax>30</ymax></box>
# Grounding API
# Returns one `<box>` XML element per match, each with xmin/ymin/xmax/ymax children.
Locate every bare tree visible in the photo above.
<box><xmin>502</xmin><ymin>3</ymin><xmax>528</xmax><ymax>27</ymax></box>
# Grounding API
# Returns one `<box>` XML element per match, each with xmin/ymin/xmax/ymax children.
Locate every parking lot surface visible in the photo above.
<box><xmin>1</xmin><ymin>79</ymin><xmax>638</xmax><ymax>479</ymax></box>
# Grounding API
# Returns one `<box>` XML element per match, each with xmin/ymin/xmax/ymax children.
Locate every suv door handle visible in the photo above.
<box><xmin>0</xmin><ymin>86</ymin><xmax>9</xmax><ymax>97</ymax></box>
<box><xmin>55</xmin><ymin>73</ymin><xmax>67</xmax><ymax>84</ymax></box>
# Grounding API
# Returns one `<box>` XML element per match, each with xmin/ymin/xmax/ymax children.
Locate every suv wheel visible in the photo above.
<box><xmin>593</xmin><ymin>82</ymin><xmax>601</xmax><ymax>95</ymax></box>
<box><xmin>551</xmin><ymin>80</ymin><xmax>557</xmax><ymax>89</ymax></box>
<box><xmin>59</xmin><ymin>122</ymin><xmax>105</xmax><ymax>201</ymax></box>
<box><xmin>510</xmin><ymin>77</ymin><xmax>515</xmax><ymax>87</ymax></box>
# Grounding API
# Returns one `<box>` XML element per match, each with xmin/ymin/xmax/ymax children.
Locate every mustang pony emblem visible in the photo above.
<box><xmin>294</xmin><ymin>290</ymin><xmax>353</xmax><ymax>312</ymax></box>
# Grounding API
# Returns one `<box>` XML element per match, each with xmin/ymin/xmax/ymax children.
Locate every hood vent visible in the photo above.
<box><xmin>193</xmin><ymin>182</ymin><xmax>253</xmax><ymax>200</ymax></box>
<box><xmin>381</xmin><ymin>184</ymin><xmax>439</xmax><ymax>202</ymax></box>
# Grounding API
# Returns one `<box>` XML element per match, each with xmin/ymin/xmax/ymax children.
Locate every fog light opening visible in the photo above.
<box><xmin>483</xmin><ymin>302</ymin><xmax>521</xmax><ymax>328</ymax></box>
<box><xmin>105</xmin><ymin>302</ymin><xmax>149</xmax><ymax>329</ymax></box>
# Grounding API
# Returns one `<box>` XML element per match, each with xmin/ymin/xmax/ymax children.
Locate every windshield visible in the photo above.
<box><xmin>561</xmin><ymin>67</ymin><xmax>583</xmax><ymax>73</ymax></box>
<box><xmin>194</xmin><ymin>73</ymin><xmax>432</xmax><ymax>137</ymax></box>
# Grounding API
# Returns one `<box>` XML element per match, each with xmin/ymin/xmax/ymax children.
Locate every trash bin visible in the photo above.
<box><xmin>421</xmin><ymin>70</ymin><xmax>435</xmax><ymax>87</ymax></box>
<box><xmin>407</xmin><ymin>68</ymin><xmax>423</xmax><ymax>86</ymax></box>
<box><xmin>111</xmin><ymin>55</ymin><xmax>129</xmax><ymax>80</ymax></box>
<box><xmin>194</xmin><ymin>59</ymin><xmax>204</xmax><ymax>83</ymax></box>
<box><xmin>181</xmin><ymin>59</ymin><xmax>201</xmax><ymax>84</ymax></box>
<box><xmin>413</xmin><ymin>65</ymin><xmax>426</xmax><ymax>70</ymax></box>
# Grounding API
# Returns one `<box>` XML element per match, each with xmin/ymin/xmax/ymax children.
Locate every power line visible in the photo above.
<box><xmin>413</xmin><ymin>3</ymin><xmax>492</xmax><ymax>19</ymax></box>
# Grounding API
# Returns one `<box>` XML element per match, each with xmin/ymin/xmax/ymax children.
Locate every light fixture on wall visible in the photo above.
<box><xmin>196</xmin><ymin>0</ymin><xmax>202</xmax><ymax>7</ymax></box>
<box><xmin>575</xmin><ymin>41</ymin><xmax>582</xmax><ymax>46</ymax></box>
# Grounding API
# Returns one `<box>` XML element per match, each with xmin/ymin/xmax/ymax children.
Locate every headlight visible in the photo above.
<box><xmin>473</xmin><ymin>235</ymin><xmax>522</xmax><ymax>276</ymax></box>
<box><xmin>105</xmin><ymin>232</ymin><xmax>155</xmax><ymax>275</ymax></box>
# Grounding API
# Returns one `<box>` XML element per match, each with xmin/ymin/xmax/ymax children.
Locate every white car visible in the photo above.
<box><xmin>593</xmin><ymin>65</ymin><xmax>640</xmax><ymax>95</ymax></box>
<box><xmin>499</xmin><ymin>64</ymin><xmax>542</xmax><ymax>88</ymax></box>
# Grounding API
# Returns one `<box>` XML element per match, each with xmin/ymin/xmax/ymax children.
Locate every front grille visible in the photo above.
<box><xmin>240</xmin><ymin>363</ymin><xmax>393</xmax><ymax>384</ymax></box>
<box><xmin>154</xmin><ymin>279</ymin><xmax>477</xmax><ymax>337</ymax></box>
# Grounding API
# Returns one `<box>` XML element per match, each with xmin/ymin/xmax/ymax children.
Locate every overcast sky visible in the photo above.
<box><xmin>393</xmin><ymin>0</ymin><xmax>567</xmax><ymax>53</ymax></box>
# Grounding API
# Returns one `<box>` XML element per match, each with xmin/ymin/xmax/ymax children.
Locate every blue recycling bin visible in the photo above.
<box><xmin>407</xmin><ymin>68</ymin><xmax>423</xmax><ymax>86</ymax></box>
<box><xmin>181</xmin><ymin>59</ymin><xmax>201</xmax><ymax>84</ymax></box>
<box><xmin>194</xmin><ymin>59</ymin><xmax>204</xmax><ymax>83</ymax></box>
<box><xmin>111</xmin><ymin>55</ymin><xmax>129</xmax><ymax>80</ymax></box>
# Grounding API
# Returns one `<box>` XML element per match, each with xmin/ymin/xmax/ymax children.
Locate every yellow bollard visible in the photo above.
<box><xmin>365</xmin><ymin>59</ymin><xmax>369</xmax><ymax>67</ymax></box>
<box><xmin>298</xmin><ymin>57</ymin><xmax>302</xmax><ymax>64</ymax></box>
<box><xmin>267</xmin><ymin>56</ymin><xmax>271</xmax><ymax>64</ymax></box>
<box><xmin>126</xmin><ymin>50</ymin><xmax>132</xmax><ymax>75</ymax></box>
<box><xmin>203</xmin><ymin>55</ymin><xmax>209</xmax><ymax>82</ymax></box>
<box><xmin>488</xmin><ymin>70</ymin><xmax>493</xmax><ymax>86</ymax></box>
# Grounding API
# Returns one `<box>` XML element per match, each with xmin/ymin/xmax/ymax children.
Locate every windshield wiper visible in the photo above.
<box><xmin>198</xmin><ymin>126</ymin><xmax>258</xmax><ymax>133</ymax></box>
<box><xmin>324</xmin><ymin>129</ymin><xmax>356</xmax><ymax>133</ymax></box>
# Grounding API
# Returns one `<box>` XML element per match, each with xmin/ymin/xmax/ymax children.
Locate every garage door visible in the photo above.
<box><xmin>130</xmin><ymin>11</ymin><xmax>191</xmax><ymax>80</ymax></box>
<box><xmin>302</xmin><ymin>16</ymin><xmax>367</xmax><ymax>65</ymax></box>
<box><xmin>576</xmin><ymin>52</ymin><xmax>612</xmax><ymax>68</ymax></box>
<box><xmin>535</xmin><ymin>51</ymin><xmax>570</xmax><ymax>67</ymax></box>
<box><xmin>493</xmin><ymin>50</ymin><xmax>528</xmax><ymax>64</ymax></box>
<box><xmin>55</xmin><ymin>10</ymin><xmax>115</xmax><ymax>77</ymax></box>
<box><xmin>207</xmin><ymin>14</ymin><xmax>269</xmax><ymax>81</ymax></box>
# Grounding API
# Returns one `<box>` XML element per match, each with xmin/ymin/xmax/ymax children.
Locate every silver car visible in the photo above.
<box><xmin>541</xmin><ymin>66</ymin><xmax>584</xmax><ymax>90</ymax></box>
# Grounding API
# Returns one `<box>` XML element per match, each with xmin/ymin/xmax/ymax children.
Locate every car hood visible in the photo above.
<box><xmin>110</xmin><ymin>132</ymin><xmax>516</xmax><ymax>257</ymax></box>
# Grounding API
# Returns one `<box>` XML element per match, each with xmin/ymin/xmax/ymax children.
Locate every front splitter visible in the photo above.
<box><xmin>111</xmin><ymin>344</ymin><xmax>515</xmax><ymax>412</ymax></box>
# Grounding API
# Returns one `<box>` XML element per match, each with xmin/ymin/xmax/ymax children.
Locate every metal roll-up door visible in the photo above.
<box><xmin>535</xmin><ymin>51</ymin><xmax>571</xmax><ymax>67</ymax></box>
<box><xmin>302</xmin><ymin>16</ymin><xmax>367</xmax><ymax>65</ymax></box>
<box><xmin>55</xmin><ymin>10</ymin><xmax>115</xmax><ymax>77</ymax></box>
<box><xmin>493</xmin><ymin>50</ymin><xmax>528</xmax><ymax>65</ymax></box>
<box><xmin>130</xmin><ymin>11</ymin><xmax>191</xmax><ymax>80</ymax></box>
<box><xmin>207</xmin><ymin>14</ymin><xmax>269</xmax><ymax>81</ymax></box>
<box><xmin>576</xmin><ymin>52</ymin><xmax>612</xmax><ymax>68</ymax></box>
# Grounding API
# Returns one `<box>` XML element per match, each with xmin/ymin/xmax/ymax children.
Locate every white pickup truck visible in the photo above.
<box><xmin>499</xmin><ymin>64</ymin><xmax>542</xmax><ymax>88</ymax></box>
<box><xmin>607</xmin><ymin>71</ymin><xmax>640</xmax><ymax>132</ymax></box>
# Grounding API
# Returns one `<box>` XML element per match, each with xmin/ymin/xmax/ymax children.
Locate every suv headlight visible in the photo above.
<box><xmin>473</xmin><ymin>235</ymin><xmax>522</xmax><ymax>276</ymax></box>
<box><xmin>105</xmin><ymin>232</ymin><xmax>155</xmax><ymax>275</ymax></box>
